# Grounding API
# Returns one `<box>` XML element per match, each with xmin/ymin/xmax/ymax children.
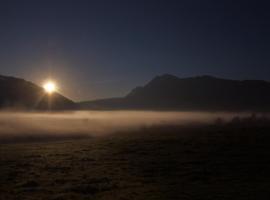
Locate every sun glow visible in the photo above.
<box><xmin>43</xmin><ymin>81</ymin><xmax>57</xmax><ymax>94</ymax></box>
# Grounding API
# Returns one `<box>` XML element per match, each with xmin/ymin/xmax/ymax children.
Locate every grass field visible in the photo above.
<box><xmin>1</xmin><ymin>115</ymin><xmax>270</xmax><ymax>199</ymax></box>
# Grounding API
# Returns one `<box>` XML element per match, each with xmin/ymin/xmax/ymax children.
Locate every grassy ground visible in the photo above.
<box><xmin>1</xmin><ymin>123</ymin><xmax>270</xmax><ymax>199</ymax></box>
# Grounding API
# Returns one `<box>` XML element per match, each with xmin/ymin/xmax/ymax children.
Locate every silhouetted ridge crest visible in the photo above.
<box><xmin>79</xmin><ymin>74</ymin><xmax>270</xmax><ymax>111</ymax></box>
<box><xmin>149</xmin><ymin>74</ymin><xmax>180</xmax><ymax>83</ymax></box>
<box><xmin>0</xmin><ymin>74</ymin><xmax>75</xmax><ymax>110</ymax></box>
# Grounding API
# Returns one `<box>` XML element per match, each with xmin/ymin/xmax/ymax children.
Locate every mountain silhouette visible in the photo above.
<box><xmin>0</xmin><ymin>75</ymin><xmax>75</xmax><ymax>110</ymax></box>
<box><xmin>79</xmin><ymin>74</ymin><xmax>270</xmax><ymax>111</ymax></box>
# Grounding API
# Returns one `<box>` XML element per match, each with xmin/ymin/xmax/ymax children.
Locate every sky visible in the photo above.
<box><xmin>0</xmin><ymin>0</ymin><xmax>270</xmax><ymax>101</ymax></box>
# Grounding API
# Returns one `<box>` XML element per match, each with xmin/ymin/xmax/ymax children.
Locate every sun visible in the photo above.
<box><xmin>43</xmin><ymin>81</ymin><xmax>57</xmax><ymax>94</ymax></box>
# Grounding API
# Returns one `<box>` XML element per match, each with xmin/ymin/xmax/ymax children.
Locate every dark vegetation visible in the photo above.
<box><xmin>1</xmin><ymin>115</ymin><xmax>270</xmax><ymax>199</ymax></box>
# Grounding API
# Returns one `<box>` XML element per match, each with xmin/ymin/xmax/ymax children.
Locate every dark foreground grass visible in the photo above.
<box><xmin>1</xmin><ymin>120</ymin><xmax>270</xmax><ymax>199</ymax></box>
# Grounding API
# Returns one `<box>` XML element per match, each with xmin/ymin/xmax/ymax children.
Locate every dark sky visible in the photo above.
<box><xmin>1</xmin><ymin>0</ymin><xmax>270</xmax><ymax>101</ymax></box>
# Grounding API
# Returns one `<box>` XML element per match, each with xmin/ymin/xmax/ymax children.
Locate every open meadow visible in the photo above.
<box><xmin>1</xmin><ymin>112</ymin><xmax>270</xmax><ymax>199</ymax></box>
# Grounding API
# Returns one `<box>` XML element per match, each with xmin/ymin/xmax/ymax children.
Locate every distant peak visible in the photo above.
<box><xmin>151</xmin><ymin>74</ymin><xmax>179</xmax><ymax>82</ymax></box>
<box><xmin>146</xmin><ymin>74</ymin><xmax>180</xmax><ymax>86</ymax></box>
<box><xmin>158</xmin><ymin>74</ymin><xmax>179</xmax><ymax>79</ymax></box>
<box><xmin>193</xmin><ymin>75</ymin><xmax>219</xmax><ymax>80</ymax></box>
<box><xmin>150</xmin><ymin>74</ymin><xmax>221</xmax><ymax>83</ymax></box>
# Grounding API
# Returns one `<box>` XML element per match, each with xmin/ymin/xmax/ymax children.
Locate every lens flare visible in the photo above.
<box><xmin>43</xmin><ymin>81</ymin><xmax>57</xmax><ymax>94</ymax></box>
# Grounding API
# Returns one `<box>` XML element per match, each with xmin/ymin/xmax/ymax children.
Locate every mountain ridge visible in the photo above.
<box><xmin>79</xmin><ymin>74</ymin><xmax>270</xmax><ymax>111</ymax></box>
<box><xmin>1</xmin><ymin>73</ymin><xmax>270</xmax><ymax>111</ymax></box>
<box><xmin>0</xmin><ymin>74</ymin><xmax>76</xmax><ymax>110</ymax></box>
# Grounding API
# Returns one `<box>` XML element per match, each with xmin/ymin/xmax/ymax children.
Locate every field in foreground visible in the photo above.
<box><xmin>1</xmin><ymin>120</ymin><xmax>270</xmax><ymax>200</ymax></box>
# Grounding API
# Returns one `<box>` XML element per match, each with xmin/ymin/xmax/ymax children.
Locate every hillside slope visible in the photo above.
<box><xmin>79</xmin><ymin>74</ymin><xmax>270</xmax><ymax>111</ymax></box>
<box><xmin>0</xmin><ymin>75</ymin><xmax>75</xmax><ymax>110</ymax></box>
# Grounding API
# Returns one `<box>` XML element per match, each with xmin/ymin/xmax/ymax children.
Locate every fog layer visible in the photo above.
<box><xmin>0</xmin><ymin>111</ymin><xmax>252</xmax><ymax>143</ymax></box>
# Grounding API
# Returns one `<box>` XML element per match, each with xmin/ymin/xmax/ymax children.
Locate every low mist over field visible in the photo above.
<box><xmin>0</xmin><ymin>111</ymin><xmax>256</xmax><ymax>143</ymax></box>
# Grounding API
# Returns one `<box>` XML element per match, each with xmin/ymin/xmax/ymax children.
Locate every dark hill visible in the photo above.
<box><xmin>79</xmin><ymin>74</ymin><xmax>270</xmax><ymax>111</ymax></box>
<box><xmin>0</xmin><ymin>75</ymin><xmax>75</xmax><ymax>110</ymax></box>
